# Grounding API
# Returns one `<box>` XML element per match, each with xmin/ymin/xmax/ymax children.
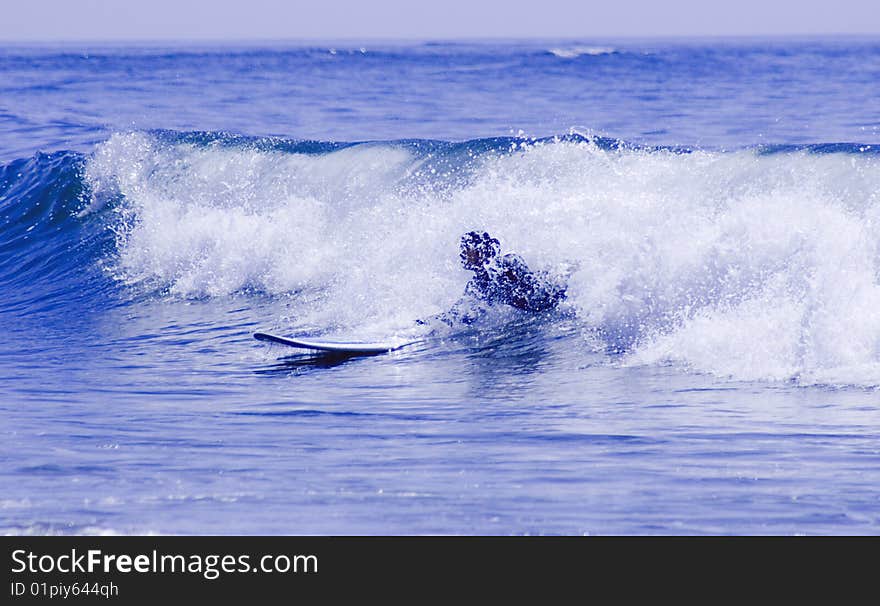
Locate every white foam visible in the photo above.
<box><xmin>549</xmin><ymin>46</ymin><xmax>617</xmax><ymax>58</ymax></box>
<box><xmin>86</xmin><ymin>132</ymin><xmax>880</xmax><ymax>385</ymax></box>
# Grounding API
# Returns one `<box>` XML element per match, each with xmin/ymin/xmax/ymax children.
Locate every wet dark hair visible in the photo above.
<box><xmin>460</xmin><ymin>231</ymin><xmax>501</xmax><ymax>265</ymax></box>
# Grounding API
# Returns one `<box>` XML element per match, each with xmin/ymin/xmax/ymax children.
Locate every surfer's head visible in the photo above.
<box><xmin>460</xmin><ymin>231</ymin><xmax>501</xmax><ymax>270</ymax></box>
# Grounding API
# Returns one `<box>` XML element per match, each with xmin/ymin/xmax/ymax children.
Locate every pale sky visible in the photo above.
<box><xmin>2</xmin><ymin>0</ymin><xmax>879</xmax><ymax>41</ymax></box>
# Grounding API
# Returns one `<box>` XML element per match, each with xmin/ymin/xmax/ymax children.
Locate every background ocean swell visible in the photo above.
<box><xmin>4</xmin><ymin>130</ymin><xmax>880</xmax><ymax>385</ymax></box>
<box><xmin>3</xmin><ymin>39</ymin><xmax>879</xmax><ymax>163</ymax></box>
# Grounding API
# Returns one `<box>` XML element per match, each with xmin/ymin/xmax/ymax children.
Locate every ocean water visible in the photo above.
<box><xmin>2</xmin><ymin>39</ymin><xmax>880</xmax><ymax>535</ymax></box>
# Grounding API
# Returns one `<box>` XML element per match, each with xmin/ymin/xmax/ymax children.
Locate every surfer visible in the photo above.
<box><xmin>432</xmin><ymin>231</ymin><xmax>567</xmax><ymax>325</ymax></box>
<box><xmin>255</xmin><ymin>231</ymin><xmax>568</xmax><ymax>352</ymax></box>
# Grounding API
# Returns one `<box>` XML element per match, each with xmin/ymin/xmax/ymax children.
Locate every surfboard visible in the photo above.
<box><xmin>253</xmin><ymin>332</ymin><xmax>417</xmax><ymax>354</ymax></box>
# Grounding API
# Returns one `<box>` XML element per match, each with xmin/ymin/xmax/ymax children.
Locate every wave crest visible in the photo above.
<box><xmin>548</xmin><ymin>46</ymin><xmax>618</xmax><ymax>58</ymax></box>
<box><xmin>81</xmin><ymin>131</ymin><xmax>880</xmax><ymax>385</ymax></box>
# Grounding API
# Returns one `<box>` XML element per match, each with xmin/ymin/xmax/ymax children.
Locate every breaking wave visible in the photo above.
<box><xmin>4</xmin><ymin>129</ymin><xmax>880</xmax><ymax>385</ymax></box>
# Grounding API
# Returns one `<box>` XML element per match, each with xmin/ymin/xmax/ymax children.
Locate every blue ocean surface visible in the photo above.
<box><xmin>1</xmin><ymin>38</ymin><xmax>880</xmax><ymax>534</ymax></box>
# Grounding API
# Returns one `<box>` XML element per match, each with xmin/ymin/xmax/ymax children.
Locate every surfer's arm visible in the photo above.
<box><xmin>440</xmin><ymin>293</ymin><xmax>487</xmax><ymax>326</ymax></box>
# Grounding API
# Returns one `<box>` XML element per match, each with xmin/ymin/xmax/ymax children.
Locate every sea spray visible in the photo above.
<box><xmin>2</xmin><ymin>130</ymin><xmax>875</xmax><ymax>384</ymax></box>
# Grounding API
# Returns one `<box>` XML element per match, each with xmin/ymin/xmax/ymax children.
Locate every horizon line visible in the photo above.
<box><xmin>1</xmin><ymin>32</ymin><xmax>878</xmax><ymax>45</ymax></box>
